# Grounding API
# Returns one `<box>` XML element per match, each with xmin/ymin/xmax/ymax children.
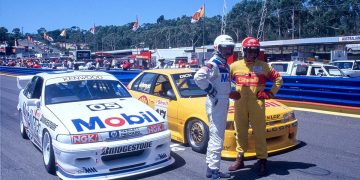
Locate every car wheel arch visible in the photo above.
<box><xmin>42</xmin><ymin>128</ymin><xmax>56</xmax><ymax>174</ymax></box>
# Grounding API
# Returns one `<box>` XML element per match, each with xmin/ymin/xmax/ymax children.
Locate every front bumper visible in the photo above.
<box><xmin>222</xmin><ymin>120</ymin><xmax>298</xmax><ymax>158</ymax></box>
<box><xmin>52</xmin><ymin>130</ymin><xmax>173</xmax><ymax>180</ymax></box>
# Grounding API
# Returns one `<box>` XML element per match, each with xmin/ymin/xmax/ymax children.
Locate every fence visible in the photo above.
<box><xmin>0</xmin><ymin>66</ymin><xmax>141</xmax><ymax>86</ymax></box>
<box><xmin>266</xmin><ymin>76</ymin><xmax>360</xmax><ymax>107</ymax></box>
<box><xmin>1</xmin><ymin>66</ymin><xmax>360</xmax><ymax>108</ymax></box>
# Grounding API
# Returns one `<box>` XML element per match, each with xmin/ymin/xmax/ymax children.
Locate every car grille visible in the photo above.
<box><xmin>109</xmin><ymin>162</ymin><xmax>146</xmax><ymax>172</ymax></box>
<box><xmin>101</xmin><ymin>150</ymin><xmax>145</xmax><ymax>162</ymax></box>
<box><xmin>266</xmin><ymin>119</ymin><xmax>284</xmax><ymax>126</ymax></box>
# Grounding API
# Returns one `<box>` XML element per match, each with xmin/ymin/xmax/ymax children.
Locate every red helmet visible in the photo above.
<box><xmin>242</xmin><ymin>37</ymin><xmax>260</xmax><ymax>48</ymax></box>
<box><xmin>242</xmin><ymin>37</ymin><xmax>260</xmax><ymax>61</ymax></box>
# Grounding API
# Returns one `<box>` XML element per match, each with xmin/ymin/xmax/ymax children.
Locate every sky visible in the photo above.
<box><xmin>0</xmin><ymin>0</ymin><xmax>239</xmax><ymax>34</ymax></box>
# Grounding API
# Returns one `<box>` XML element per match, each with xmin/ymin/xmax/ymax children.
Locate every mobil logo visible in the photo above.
<box><xmin>72</xmin><ymin>111</ymin><xmax>160</xmax><ymax>132</ymax></box>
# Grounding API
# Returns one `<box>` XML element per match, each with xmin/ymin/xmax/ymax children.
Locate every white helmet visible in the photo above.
<box><xmin>213</xmin><ymin>35</ymin><xmax>235</xmax><ymax>58</ymax></box>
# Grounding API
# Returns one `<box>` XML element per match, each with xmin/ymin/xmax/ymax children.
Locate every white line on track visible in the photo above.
<box><xmin>170</xmin><ymin>143</ymin><xmax>186</xmax><ymax>152</ymax></box>
<box><xmin>0</xmin><ymin>73</ymin><xmax>18</xmax><ymax>77</ymax></box>
<box><xmin>291</xmin><ymin>107</ymin><xmax>360</xmax><ymax>119</ymax></box>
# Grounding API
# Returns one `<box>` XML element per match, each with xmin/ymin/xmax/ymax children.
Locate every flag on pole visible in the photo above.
<box><xmin>47</xmin><ymin>36</ymin><xmax>54</xmax><ymax>42</ymax></box>
<box><xmin>43</xmin><ymin>33</ymin><xmax>54</xmax><ymax>42</ymax></box>
<box><xmin>191</xmin><ymin>4</ymin><xmax>205</xmax><ymax>23</ymax></box>
<box><xmin>132</xmin><ymin>17</ymin><xmax>139</xmax><ymax>31</ymax></box>
<box><xmin>60</xmin><ymin>29</ymin><xmax>67</xmax><ymax>37</ymax></box>
<box><xmin>27</xmin><ymin>35</ymin><xmax>33</xmax><ymax>42</ymax></box>
<box><xmin>90</xmin><ymin>24</ymin><xmax>96</xmax><ymax>34</ymax></box>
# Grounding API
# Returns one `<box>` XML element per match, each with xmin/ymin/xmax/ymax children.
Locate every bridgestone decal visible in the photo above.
<box><xmin>101</xmin><ymin>142</ymin><xmax>152</xmax><ymax>155</ymax></box>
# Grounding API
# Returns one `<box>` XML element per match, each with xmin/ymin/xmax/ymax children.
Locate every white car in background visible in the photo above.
<box><xmin>331</xmin><ymin>60</ymin><xmax>360</xmax><ymax>77</ymax></box>
<box><xmin>269</xmin><ymin>61</ymin><xmax>347</xmax><ymax>77</ymax></box>
<box><xmin>17</xmin><ymin>71</ymin><xmax>172</xmax><ymax>179</ymax></box>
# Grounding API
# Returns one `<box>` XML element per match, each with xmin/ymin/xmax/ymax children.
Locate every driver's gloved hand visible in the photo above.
<box><xmin>205</xmin><ymin>84</ymin><xmax>218</xmax><ymax>105</ymax></box>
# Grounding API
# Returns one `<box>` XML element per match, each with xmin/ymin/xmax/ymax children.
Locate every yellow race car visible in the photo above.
<box><xmin>127</xmin><ymin>68</ymin><xmax>298</xmax><ymax>158</ymax></box>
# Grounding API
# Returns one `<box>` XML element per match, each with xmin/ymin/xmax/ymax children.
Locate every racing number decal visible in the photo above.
<box><xmin>87</xmin><ymin>102</ymin><xmax>122</xmax><ymax>111</ymax></box>
<box><xmin>154</xmin><ymin>99</ymin><xmax>168</xmax><ymax>121</ymax></box>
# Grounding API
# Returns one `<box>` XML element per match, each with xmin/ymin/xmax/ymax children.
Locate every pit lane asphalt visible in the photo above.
<box><xmin>1</xmin><ymin>75</ymin><xmax>360</xmax><ymax>180</ymax></box>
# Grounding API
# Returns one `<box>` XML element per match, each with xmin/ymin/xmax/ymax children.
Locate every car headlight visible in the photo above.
<box><xmin>290</xmin><ymin>112</ymin><xmax>296</xmax><ymax>119</ymax></box>
<box><xmin>283</xmin><ymin>111</ymin><xmax>296</xmax><ymax>123</ymax></box>
<box><xmin>56</xmin><ymin>134</ymin><xmax>72</xmax><ymax>144</ymax></box>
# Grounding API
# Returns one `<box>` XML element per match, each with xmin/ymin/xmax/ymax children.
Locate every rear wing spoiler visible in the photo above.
<box><xmin>17</xmin><ymin>75</ymin><xmax>34</xmax><ymax>90</ymax></box>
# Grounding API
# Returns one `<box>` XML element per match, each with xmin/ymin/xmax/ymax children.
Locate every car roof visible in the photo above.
<box><xmin>142</xmin><ymin>68</ymin><xmax>194</xmax><ymax>75</ymax></box>
<box><xmin>36</xmin><ymin>70</ymin><xmax>114</xmax><ymax>80</ymax></box>
<box><xmin>332</xmin><ymin>60</ymin><xmax>359</xmax><ymax>62</ymax></box>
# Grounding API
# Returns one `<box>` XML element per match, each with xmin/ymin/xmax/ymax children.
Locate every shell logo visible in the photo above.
<box><xmin>138</xmin><ymin>95</ymin><xmax>149</xmax><ymax>105</ymax></box>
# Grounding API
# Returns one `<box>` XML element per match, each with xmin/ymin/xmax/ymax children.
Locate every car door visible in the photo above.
<box><xmin>130</xmin><ymin>73</ymin><xmax>179</xmax><ymax>133</ymax></box>
<box><xmin>130</xmin><ymin>72</ymin><xmax>158</xmax><ymax>107</ymax></box>
<box><xmin>19</xmin><ymin>76</ymin><xmax>44</xmax><ymax>146</ymax></box>
<box><xmin>150</xmin><ymin>74</ymin><xmax>179</xmax><ymax>134</ymax></box>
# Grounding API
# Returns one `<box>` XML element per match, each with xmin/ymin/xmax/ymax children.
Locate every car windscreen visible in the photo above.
<box><xmin>332</xmin><ymin>62</ymin><xmax>354</xmax><ymax>69</ymax></box>
<box><xmin>171</xmin><ymin>72</ymin><xmax>207</xmax><ymax>97</ymax></box>
<box><xmin>324</xmin><ymin>66</ymin><xmax>345</xmax><ymax>76</ymax></box>
<box><xmin>271</xmin><ymin>64</ymin><xmax>288</xmax><ymax>72</ymax></box>
<box><xmin>45</xmin><ymin>80</ymin><xmax>131</xmax><ymax>105</ymax></box>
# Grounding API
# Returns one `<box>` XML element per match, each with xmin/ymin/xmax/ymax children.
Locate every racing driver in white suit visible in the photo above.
<box><xmin>194</xmin><ymin>35</ymin><xmax>240</xmax><ymax>179</ymax></box>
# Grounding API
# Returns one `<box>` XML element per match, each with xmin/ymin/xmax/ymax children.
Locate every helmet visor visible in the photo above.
<box><xmin>218</xmin><ymin>45</ymin><xmax>235</xmax><ymax>57</ymax></box>
<box><xmin>244</xmin><ymin>47</ymin><xmax>260</xmax><ymax>54</ymax></box>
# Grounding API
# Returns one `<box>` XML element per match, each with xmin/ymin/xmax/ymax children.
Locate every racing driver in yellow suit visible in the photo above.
<box><xmin>228</xmin><ymin>37</ymin><xmax>283</xmax><ymax>176</ymax></box>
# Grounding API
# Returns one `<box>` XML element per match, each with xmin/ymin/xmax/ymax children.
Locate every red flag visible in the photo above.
<box><xmin>132</xmin><ymin>17</ymin><xmax>139</xmax><ymax>31</ymax></box>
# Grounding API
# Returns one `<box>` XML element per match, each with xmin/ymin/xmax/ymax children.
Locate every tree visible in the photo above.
<box><xmin>157</xmin><ymin>15</ymin><xmax>165</xmax><ymax>24</ymax></box>
<box><xmin>0</xmin><ymin>27</ymin><xmax>8</xmax><ymax>41</ymax></box>
<box><xmin>12</xmin><ymin>28</ymin><xmax>22</xmax><ymax>39</ymax></box>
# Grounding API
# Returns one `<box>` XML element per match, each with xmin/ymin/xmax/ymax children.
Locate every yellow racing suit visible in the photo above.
<box><xmin>230</xmin><ymin>59</ymin><xmax>282</xmax><ymax>159</ymax></box>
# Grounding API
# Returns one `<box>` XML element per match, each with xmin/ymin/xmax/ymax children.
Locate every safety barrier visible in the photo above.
<box><xmin>0</xmin><ymin>66</ymin><xmax>141</xmax><ymax>85</ymax></box>
<box><xmin>266</xmin><ymin>76</ymin><xmax>360</xmax><ymax>107</ymax></box>
<box><xmin>1</xmin><ymin>66</ymin><xmax>360</xmax><ymax>107</ymax></box>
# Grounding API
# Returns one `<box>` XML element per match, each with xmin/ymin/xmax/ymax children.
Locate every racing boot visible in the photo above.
<box><xmin>210</xmin><ymin>169</ymin><xmax>231</xmax><ymax>179</ymax></box>
<box><xmin>206</xmin><ymin>166</ymin><xmax>212</xmax><ymax>178</ymax></box>
<box><xmin>228</xmin><ymin>152</ymin><xmax>244</xmax><ymax>171</ymax></box>
<box><xmin>255</xmin><ymin>159</ymin><xmax>268</xmax><ymax>177</ymax></box>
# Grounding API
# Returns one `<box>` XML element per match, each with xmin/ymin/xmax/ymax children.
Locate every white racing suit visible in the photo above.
<box><xmin>194</xmin><ymin>55</ymin><xmax>231</xmax><ymax>170</ymax></box>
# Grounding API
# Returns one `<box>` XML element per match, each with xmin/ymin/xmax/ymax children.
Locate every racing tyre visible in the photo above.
<box><xmin>19</xmin><ymin>111</ymin><xmax>29</xmax><ymax>139</ymax></box>
<box><xmin>186</xmin><ymin>119</ymin><xmax>209</xmax><ymax>153</ymax></box>
<box><xmin>42</xmin><ymin>130</ymin><xmax>56</xmax><ymax>175</ymax></box>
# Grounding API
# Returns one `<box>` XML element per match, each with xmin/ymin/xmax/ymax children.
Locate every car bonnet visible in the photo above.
<box><xmin>46</xmin><ymin>98</ymin><xmax>165</xmax><ymax>134</ymax></box>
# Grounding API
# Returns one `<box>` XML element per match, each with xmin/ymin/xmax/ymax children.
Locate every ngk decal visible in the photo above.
<box><xmin>72</xmin><ymin>134</ymin><xmax>99</xmax><ymax>144</ymax></box>
<box><xmin>147</xmin><ymin>123</ymin><xmax>164</xmax><ymax>134</ymax></box>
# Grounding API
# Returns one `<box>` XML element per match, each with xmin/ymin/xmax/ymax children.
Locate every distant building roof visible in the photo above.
<box><xmin>154</xmin><ymin>48</ymin><xmax>190</xmax><ymax>60</ymax></box>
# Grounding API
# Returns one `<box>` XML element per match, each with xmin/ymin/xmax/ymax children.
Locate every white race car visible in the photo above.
<box><xmin>17</xmin><ymin>71</ymin><xmax>173</xmax><ymax>180</ymax></box>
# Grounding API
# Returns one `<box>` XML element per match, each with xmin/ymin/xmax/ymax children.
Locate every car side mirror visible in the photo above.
<box><xmin>27</xmin><ymin>99</ymin><xmax>41</xmax><ymax>108</ymax></box>
<box><xmin>166</xmin><ymin>89</ymin><xmax>177</xmax><ymax>100</ymax></box>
